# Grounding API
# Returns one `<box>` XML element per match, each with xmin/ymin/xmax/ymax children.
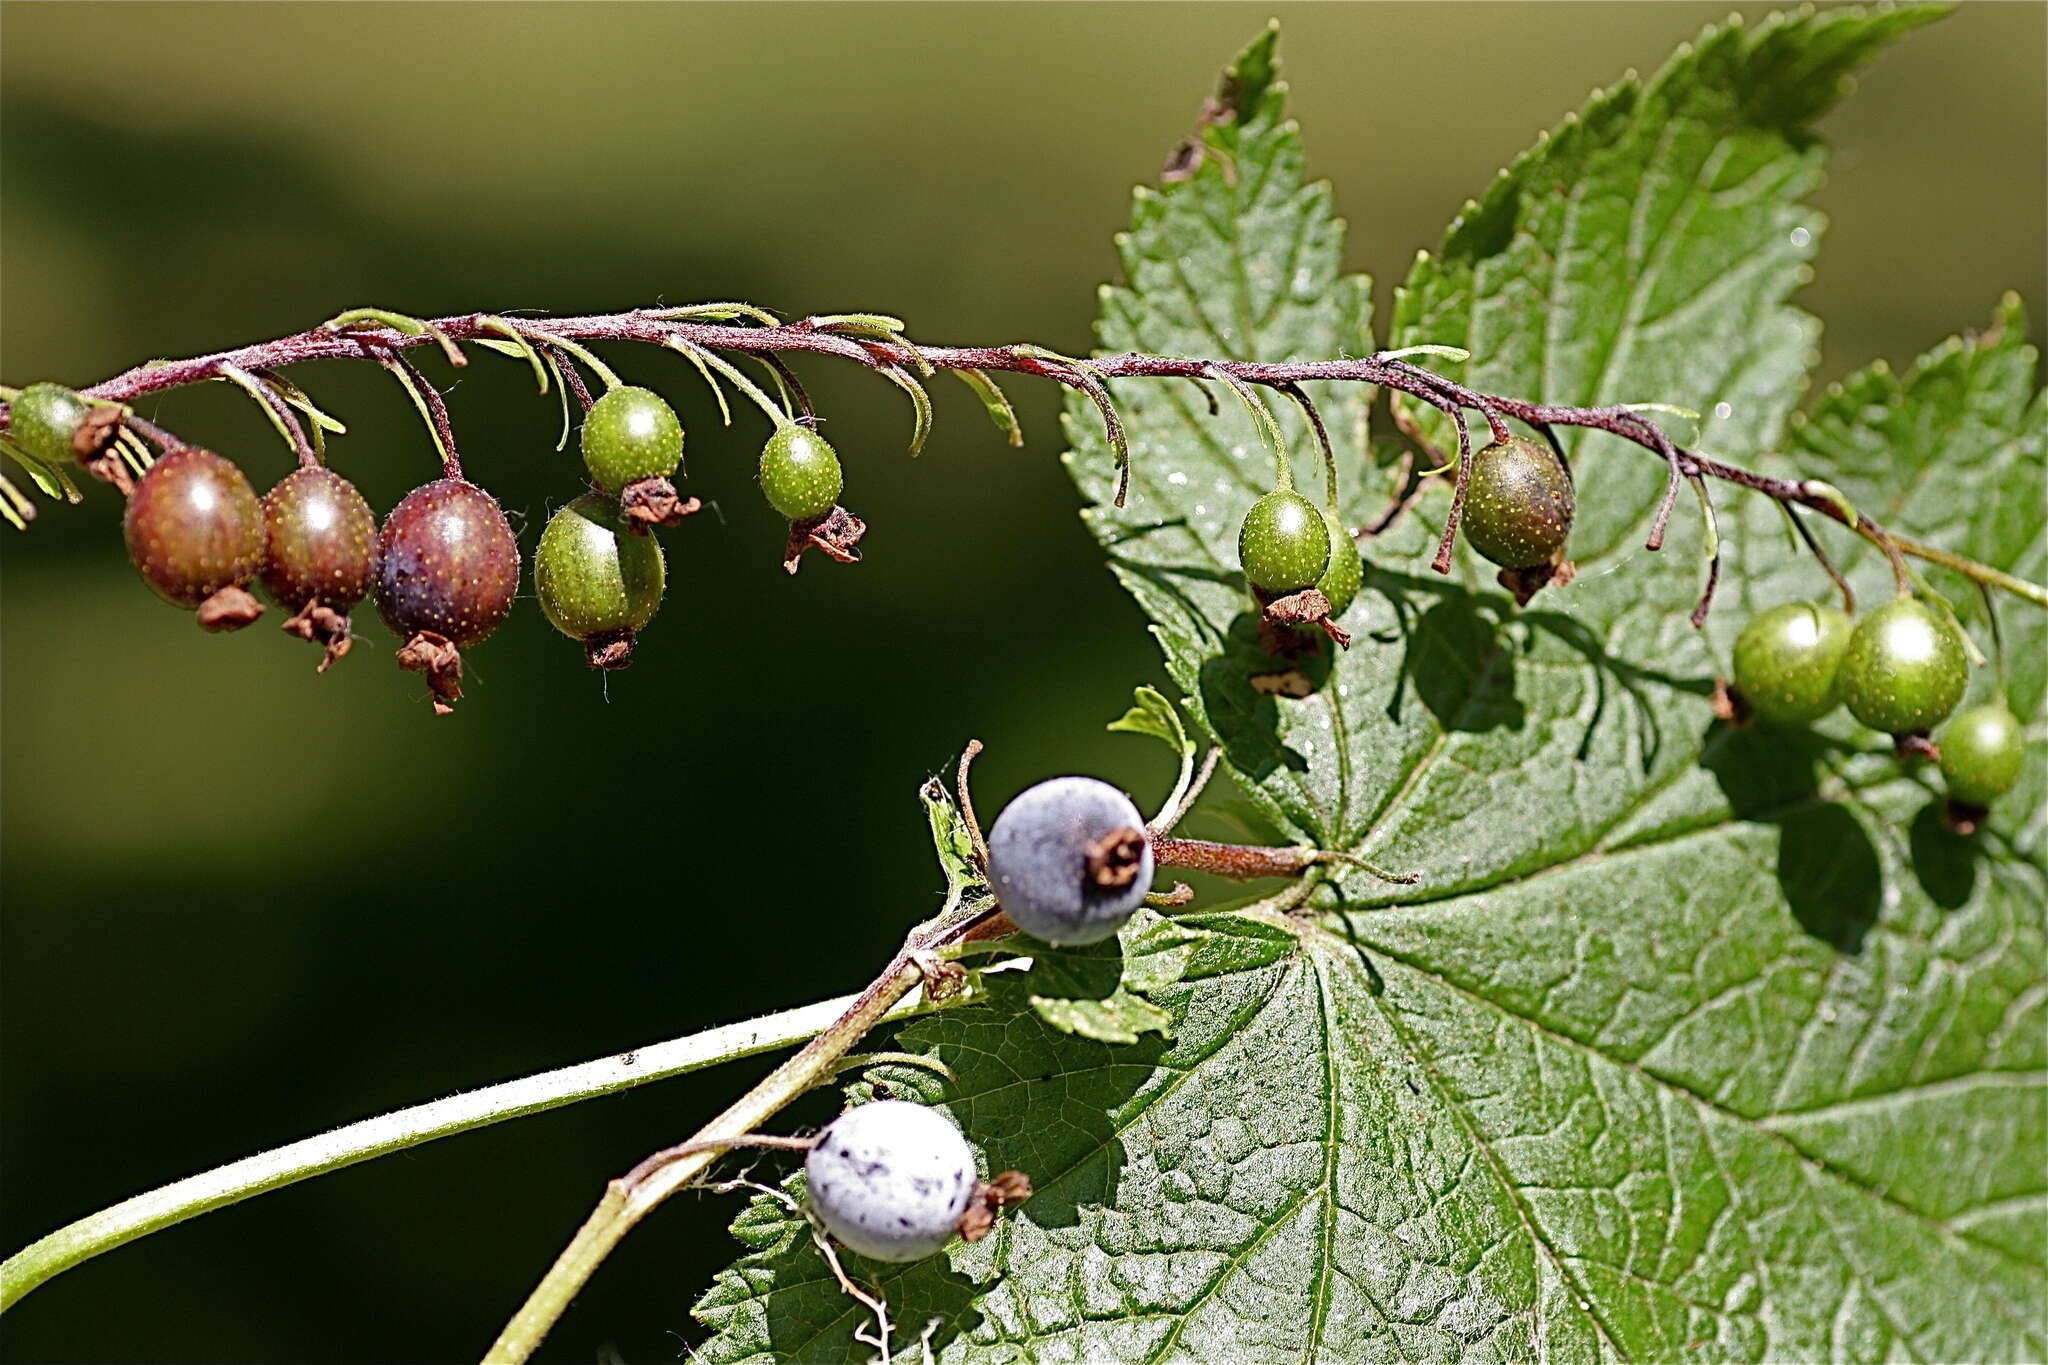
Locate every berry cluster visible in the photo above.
<box><xmin>1236</xmin><ymin>432</ymin><xmax>1568</xmax><ymax>655</ymax></box>
<box><xmin>1728</xmin><ymin>596</ymin><xmax>2022</xmax><ymax>825</ymax></box>
<box><xmin>9</xmin><ymin>373</ymin><xmax>870</xmax><ymax>714</ymax></box>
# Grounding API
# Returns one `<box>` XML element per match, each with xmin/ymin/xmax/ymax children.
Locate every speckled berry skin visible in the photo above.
<box><xmin>535</xmin><ymin>492</ymin><xmax>665</xmax><ymax>640</ymax></box>
<box><xmin>1940</xmin><ymin>704</ymin><xmax>2025</xmax><ymax>807</ymax></box>
<box><xmin>805</xmin><ymin>1100</ymin><xmax>978</xmax><ymax>1263</ymax></box>
<box><xmin>1731</xmin><ymin>602</ymin><xmax>1852</xmax><ymax>726</ymax></box>
<box><xmin>759</xmin><ymin>426</ymin><xmax>844</xmax><ymax>522</ymax></box>
<box><xmin>9</xmin><ymin>382</ymin><xmax>93</xmax><ymax>465</ymax></box>
<box><xmin>580</xmin><ymin>386</ymin><xmax>683</xmax><ymax>493</ymax></box>
<box><xmin>259</xmin><ymin>467</ymin><xmax>377</xmax><ymax>611</ymax></box>
<box><xmin>1315</xmin><ymin>506</ymin><xmax>1364</xmax><ymax>618</ymax></box>
<box><xmin>122</xmin><ymin>448</ymin><xmax>265</xmax><ymax>607</ymax></box>
<box><xmin>1839</xmin><ymin>597</ymin><xmax>1968</xmax><ymax>737</ymax></box>
<box><xmin>1238</xmin><ymin>489</ymin><xmax>1330</xmax><ymax>594</ymax></box>
<box><xmin>1462</xmin><ymin>436</ymin><xmax>1574</xmax><ymax>569</ymax></box>
<box><xmin>374</xmin><ymin>478</ymin><xmax>520</xmax><ymax>648</ymax></box>
<box><xmin>987</xmin><ymin>777</ymin><xmax>1154</xmax><ymax>946</ymax></box>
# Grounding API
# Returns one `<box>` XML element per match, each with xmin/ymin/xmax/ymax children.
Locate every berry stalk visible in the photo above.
<box><xmin>7</xmin><ymin>304</ymin><xmax>2038</xmax><ymax>610</ymax></box>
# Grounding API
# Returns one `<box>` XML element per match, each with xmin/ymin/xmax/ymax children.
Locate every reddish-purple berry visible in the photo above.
<box><xmin>374</xmin><ymin>478</ymin><xmax>520</xmax><ymax>648</ymax></box>
<box><xmin>122</xmin><ymin>448</ymin><xmax>265</xmax><ymax>610</ymax></box>
<box><xmin>260</xmin><ymin>467</ymin><xmax>377</xmax><ymax>612</ymax></box>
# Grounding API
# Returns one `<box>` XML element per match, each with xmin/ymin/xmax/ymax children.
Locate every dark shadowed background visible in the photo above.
<box><xmin>2</xmin><ymin>4</ymin><xmax>2042</xmax><ymax>1361</ymax></box>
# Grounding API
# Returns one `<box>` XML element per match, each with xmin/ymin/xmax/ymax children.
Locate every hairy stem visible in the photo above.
<box><xmin>0</xmin><ymin>973</ymin><xmax>989</xmax><ymax>1314</ymax></box>
<box><xmin>2</xmin><ymin>303</ymin><xmax>2033</xmax><ymax>608</ymax></box>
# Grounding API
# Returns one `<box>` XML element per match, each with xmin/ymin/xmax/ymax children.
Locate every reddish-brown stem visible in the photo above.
<box><xmin>1150</xmin><ymin>835</ymin><xmax>1313</xmax><ymax>881</ymax></box>
<box><xmin>0</xmin><ymin>305</ymin><xmax>2032</xmax><ymax>607</ymax></box>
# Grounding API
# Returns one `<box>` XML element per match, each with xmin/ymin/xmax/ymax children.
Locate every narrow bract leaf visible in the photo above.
<box><xmin>949</xmin><ymin>369</ymin><xmax>1024</xmax><ymax>447</ymax></box>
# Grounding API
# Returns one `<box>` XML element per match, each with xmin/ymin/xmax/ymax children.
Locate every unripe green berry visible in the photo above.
<box><xmin>1238</xmin><ymin>489</ymin><xmax>1330</xmax><ymax>594</ymax></box>
<box><xmin>535</xmin><ymin>492</ymin><xmax>666</xmax><ymax>642</ymax></box>
<box><xmin>1939</xmin><ymin>704</ymin><xmax>2024</xmax><ymax>808</ymax></box>
<box><xmin>580</xmin><ymin>386</ymin><xmax>683</xmax><ymax>493</ymax></box>
<box><xmin>759</xmin><ymin>426</ymin><xmax>843</xmax><ymax>522</ymax></box>
<box><xmin>1314</xmin><ymin>506</ymin><xmax>1364</xmax><ymax>618</ymax></box>
<box><xmin>1462</xmin><ymin>435</ymin><xmax>1574</xmax><ymax>569</ymax></box>
<box><xmin>1731</xmin><ymin>602</ymin><xmax>1852</xmax><ymax>726</ymax></box>
<box><xmin>1838</xmin><ymin>597</ymin><xmax>1969</xmax><ymax>737</ymax></box>
<box><xmin>9</xmin><ymin>382</ymin><xmax>96</xmax><ymax>465</ymax></box>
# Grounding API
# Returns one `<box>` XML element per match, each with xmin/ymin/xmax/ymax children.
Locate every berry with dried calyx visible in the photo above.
<box><xmin>580</xmin><ymin>385</ymin><xmax>683</xmax><ymax>494</ymax></box>
<box><xmin>804</xmin><ymin>1100</ymin><xmax>978</xmax><ymax>1263</ymax></box>
<box><xmin>262</xmin><ymin>467</ymin><xmax>378</xmax><ymax>670</ymax></box>
<box><xmin>1939</xmin><ymin>704</ymin><xmax>2024</xmax><ymax>811</ymax></box>
<box><xmin>1730</xmin><ymin>602</ymin><xmax>1852</xmax><ymax>726</ymax></box>
<box><xmin>986</xmin><ymin>776</ymin><xmax>1153</xmax><ymax>946</ymax></box>
<box><xmin>9</xmin><ymin>382</ymin><xmax>106</xmax><ymax>465</ymax></box>
<box><xmin>122</xmin><ymin>447</ymin><xmax>266</xmax><ymax>630</ymax></box>
<box><xmin>535</xmin><ymin>492</ymin><xmax>665</xmax><ymax>668</ymax></box>
<box><xmin>375</xmin><ymin>477</ymin><xmax>520</xmax><ymax>713</ymax></box>
<box><xmin>1838</xmin><ymin>596</ymin><xmax>1969</xmax><ymax>739</ymax></box>
<box><xmin>1462</xmin><ymin>435</ymin><xmax>1574</xmax><ymax>569</ymax></box>
<box><xmin>759</xmin><ymin>425</ymin><xmax>843</xmax><ymax>523</ymax></box>
<box><xmin>1238</xmin><ymin>489</ymin><xmax>1329</xmax><ymax>594</ymax></box>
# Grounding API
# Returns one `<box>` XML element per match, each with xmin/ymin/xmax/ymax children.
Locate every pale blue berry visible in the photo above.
<box><xmin>987</xmin><ymin>777</ymin><xmax>1153</xmax><ymax>946</ymax></box>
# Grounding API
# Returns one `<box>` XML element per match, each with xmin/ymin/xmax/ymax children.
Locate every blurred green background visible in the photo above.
<box><xmin>1</xmin><ymin>4</ymin><xmax>2041</xmax><ymax>1361</ymax></box>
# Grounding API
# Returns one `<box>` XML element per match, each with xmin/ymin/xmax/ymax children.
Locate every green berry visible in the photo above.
<box><xmin>580</xmin><ymin>386</ymin><xmax>683</xmax><ymax>493</ymax></box>
<box><xmin>1939</xmin><ymin>704</ymin><xmax>2024</xmax><ymax>808</ymax></box>
<box><xmin>9</xmin><ymin>382</ymin><xmax>96</xmax><ymax>465</ymax></box>
<box><xmin>1838</xmin><ymin>597</ymin><xmax>1970</xmax><ymax>736</ymax></box>
<box><xmin>1313</xmin><ymin>506</ymin><xmax>1364</xmax><ymax>618</ymax></box>
<box><xmin>1238</xmin><ymin>489</ymin><xmax>1330</xmax><ymax>594</ymax></box>
<box><xmin>1462</xmin><ymin>435</ymin><xmax>1574</xmax><ymax>569</ymax></box>
<box><xmin>1730</xmin><ymin>602</ymin><xmax>1852</xmax><ymax>726</ymax></box>
<box><xmin>759</xmin><ymin>425</ymin><xmax>842</xmax><ymax>522</ymax></box>
<box><xmin>535</xmin><ymin>492</ymin><xmax>666</xmax><ymax>644</ymax></box>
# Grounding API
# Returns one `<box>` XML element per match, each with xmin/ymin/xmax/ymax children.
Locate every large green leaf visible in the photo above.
<box><xmin>695</xmin><ymin>14</ymin><xmax>2044</xmax><ymax>1361</ymax></box>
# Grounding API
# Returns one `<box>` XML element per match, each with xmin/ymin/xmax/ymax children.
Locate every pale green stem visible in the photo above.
<box><xmin>0</xmin><ymin>979</ymin><xmax>981</xmax><ymax>1313</ymax></box>
<box><xmin>482</xmin><ymin>895</ymin><xmax>1005</xmax><ymax>1364</ymax></box>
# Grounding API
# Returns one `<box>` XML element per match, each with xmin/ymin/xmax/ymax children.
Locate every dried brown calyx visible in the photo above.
<box><xmin>619</xmin><ymin>477</ymin><xmax>702</xmax><ymax>532</ymax></box>
<box><xmin>395</xmin><ymin>630</ymin><xmax>465</xmax><ymax>715</ymax></box>
<box><xmin>956</xmin><ymin>1170</ymin><xmax>1034</xmax><ymax>1244</ymax></box>
<box><xmin>280</xmin><ymin>599</ymin><xmax>354</xmax><ymax>672</ymax></box>
<box><xmin>1084</xmin><ymin>826</ymin><xmax>1149</xmax><ymax>889</ymax></box>
<box><xmin>782</xmin><ymin>505</ymin><xmax>867</xmax><ymax>574</ymax></box>
<box><xmin>195</xmin><ymin>585</ymin><xmax>264</xmax><ymax>632</ymax></box>
<box><xmin>583</xmin><ymin>628</ymin><xmax>636</xmax><ymax>671</ymax></box>
<box><xmin>1498</xmin><ymin>554</ymin><xmax>1575</xmax><ymax>608</ymax></box>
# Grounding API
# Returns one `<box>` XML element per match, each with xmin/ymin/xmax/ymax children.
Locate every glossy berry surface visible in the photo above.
<box><xmin>1238</xmin><ymin>489</ymin><xmax>1330</xmax><ymax>594</ymax></box>
<box><xmin>1731</xmin><ymin>602</ymin><xmax>1852</xmax><ymax>726</ymax></box>
<box><xmin>580</xmin><ymin>385</ymin><xmax>683</xmax><ymax>493</ymax></box>
<box><xmin>9</xmin><ymin>382</ymin><xmax>93</xmax><ymax>465</ymax></box>
<box><xmin>535</xmin><ymin>492</ymin><xmax>665</xmax><ymax>641</ymax></box>
<box><xmin>1839</xmin><ymin>597</ymin><xmax>1969</xmax><ymax>736</ymax></box>
<box><xmin>1315</xmin><ymin>506</ymin><xmax>1364</xmax><ymax>618</ymax></box>
<box><xmin>374</xmin><ymin>478</ymin><xmax>521</xmax><ymax>648</ymax></box>
<box><xmin>759</xmin><ymin>426</ymin><xmax>843</xmax><ymax>522</ymax></box>
<box><xmin>1940</xmin><ymin>704</ymin><xmax>2025</xmax><ymax>807</ymax></box>
<box><xmin>1462</xmin><ymin>435</ymin><xmax>1574</xmax><ymax>568</ymax></box>
<box><xmin>122</xmin><ymin>448</ymin><xmax>265</xmax><ymax>607</ymax></box>
<box><xmin>986</xmin><ymin>776</ymin><xmax>1154</xmax><ymax>946</ymax></box>
<box><xmin>805</xmin><ymin>1100</ymin><xmax>978</xmax><ymax>1263</ymax></box>
<box><xmin>259</xmin><ymin>467</ymin><xmax>377</xmax><ymax>611</ymax></box>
